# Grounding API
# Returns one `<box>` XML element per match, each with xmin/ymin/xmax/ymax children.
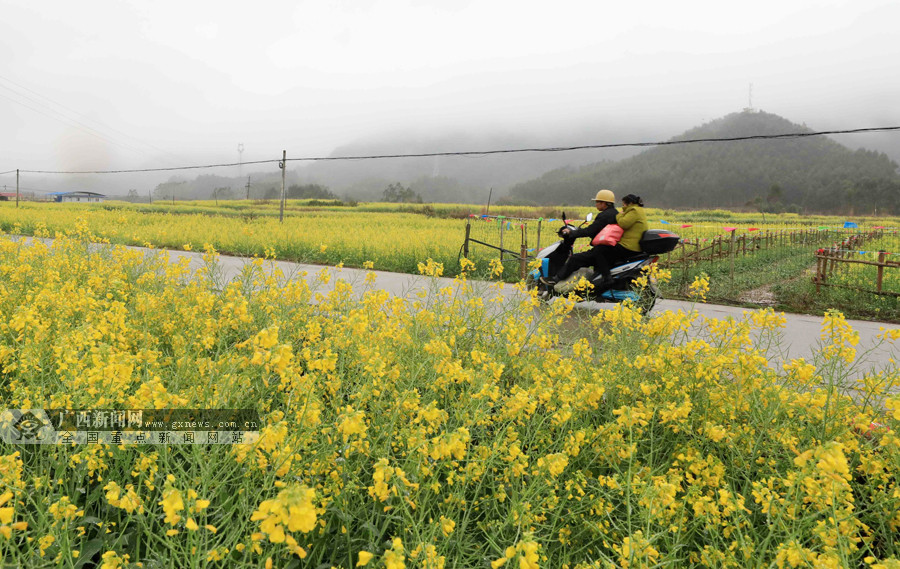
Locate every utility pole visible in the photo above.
<box><xmin>246</xmin><ymin>176</ymin><xmax>250</xmax><ymax>201</ymax></box>
<box><xmin>279</xmin><ymin>151</ymin><xmax>286</xmax><ymax>222</ymax></box>
<box><xmin>149</xmin><ymin>190</ymin><xmax>152</xmax><ymax>204</ymax></box>
<box><xmin>237</xmin><ymin>143</ymin><xmax>244</xmax><ymax>177</ymax></box>
<box><xmin>16</xmin><ymin>169</ymin><xmax>19</xmax><ymax>208</ymax></box>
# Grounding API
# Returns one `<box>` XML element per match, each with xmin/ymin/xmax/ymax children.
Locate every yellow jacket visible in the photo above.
<box><xmin>616</xmin><ymin>205</ymin><xmax>648</xmax><ymax>252</ymax></box>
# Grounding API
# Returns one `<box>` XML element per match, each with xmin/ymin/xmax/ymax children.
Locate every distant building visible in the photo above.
<box><xmin>48</xmin><ymin>191</ymin><xmax>106</xmax><ymax>203</ymax></box>
<box><xmin>0</xmin><ymin>192</ymin><xmax>16</xmax><ymax>201</ymax></box>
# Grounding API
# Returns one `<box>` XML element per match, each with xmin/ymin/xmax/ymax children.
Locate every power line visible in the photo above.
<box><xmin>20</xmin><ymin>158</ymin><xmax>279</xmax><ymax>175</ymax></box>
<box><xmin>0</xmin><ymin>181</ymin><xmax>54</xmax><ymax>193</ymax></box>
<box><xmin>11</xmin><ymin>125</ymin><xmax>900</xmax><ymax>175</ymax></box>
<box><xmin>286</xmin><ymin>126</ymin><xmax>900</xmax><ymax>161</ymax></box>
<box><xmin>6</xmin><ymin>185</ymin><xmax>57</xmax><ymax>194</ymax></box>
<box><xmin>0</xmin><ymin>88</ymin><xmax>150</xmax><ymax>157</ymax></box>
<box><xmin>0</xmin><ymin>74</ymin><xmax>185</xmax><ymax>161</ymax></box>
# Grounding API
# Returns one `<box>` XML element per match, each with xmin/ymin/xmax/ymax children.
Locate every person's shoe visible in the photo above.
<box><xmin>599</xmin><ymin>275</ymin><xmax>615</xmax><ymax>289</ymax></box>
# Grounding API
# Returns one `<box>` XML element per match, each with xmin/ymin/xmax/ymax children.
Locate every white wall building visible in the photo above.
<box><xmin>52</xmin><ymin>191</ymin><xmax>106</xmax><ymax>203</ymax></box>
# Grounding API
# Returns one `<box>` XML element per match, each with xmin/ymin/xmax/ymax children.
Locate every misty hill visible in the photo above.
<box><xmin>508</xmin><ymin>111</ymin><xmax>900</xmax><ymax>214</ymax></box>
<box><xmin>150</xmin><ymin>170</ymin><xmax>331</xmax><ymax>202</ymax></box>
<box><xmin>297</xmin><ymin>128</ymin><xmax>651</xmax><ymax>203</ymax></box>
<box><xmin>135</xmin><ymin>129</ymin><xmax>650</xmax><ymax>203</ymax></box>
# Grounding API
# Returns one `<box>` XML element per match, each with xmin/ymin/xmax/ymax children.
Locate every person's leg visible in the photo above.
<box><xmin>592</xmin><ymin>245</ymin><xmax>617</xmax><ymax>282</ymax></box>
<box><xmin>543</xmin><ymin>249</ymin><xmax>597</xmax><ymax>284</ymax></box>
<box><xmin>595</xmin><ymin>246</ymin><xmax>642</xmax><ymax>288</ymax></box>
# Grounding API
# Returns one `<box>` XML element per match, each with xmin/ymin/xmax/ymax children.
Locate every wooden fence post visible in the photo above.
<box><xmin>877</xmin><ymin>251</ymin><xmax>886</xmax><ymax>293</ymax></box>
<box><xmin>463</xmin><ymin>218</ymin><xmax>471</xmax><ymax>259</ymax></box>
<box><xmin>519</xmin><ymin>224</ymin><xmax>527</xmax><ymax>280</ymax></box>
<box><xmin>498</xmin><ymin>219</ymin><xmax>505</xmax><ymax>262</ymax></box>
<box><xmin>729</xmin><ymin>229</ymin><xmax>736</xmax><ymax>291</ymax></box>
<box><xmin>815</xmin><ymin>254</ymin><xmax>822</xmax><ymax>293</ymax></box>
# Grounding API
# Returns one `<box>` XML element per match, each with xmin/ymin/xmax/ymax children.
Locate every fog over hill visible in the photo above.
<box><xmin>508</xmin><ymin>111</ymin><xmax>900</xmax><ymax>214</ymax></box>
<box><xmin>19</xmin><ymin>112</ymin><xmax>897</xmax><ymax>211</ymax></box>
<box><xmin>297</xmin><ymin>123</ymin><xmax>662</xmax><ymax>202</ymax></box>
<box><xmin>33</xmin><ymin>121</ymin><xmax>663</xmax><ymax>203</ymax></box>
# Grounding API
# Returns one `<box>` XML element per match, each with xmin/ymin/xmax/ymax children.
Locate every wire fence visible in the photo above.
<box><xmin>461</xmin><ymin>214</ymin><xmax>900</xmax><ymax>301</ymax></box>
<box><xmin>812</xmin><ymin>229</ymin><xmax>900</xmax><ymax>297</ymax></box>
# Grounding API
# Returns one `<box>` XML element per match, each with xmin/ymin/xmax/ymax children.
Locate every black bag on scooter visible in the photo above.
<box><xmin>639</xmin><ymin>230</ymin><xmax>681</xmax><ymax>254</ymax></box>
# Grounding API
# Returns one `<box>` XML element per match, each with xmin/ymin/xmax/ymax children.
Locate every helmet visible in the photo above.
<box><xmin>593</xmin><ymin>189</ymin><xmax>615</xmax><ymax>203</ymax></box>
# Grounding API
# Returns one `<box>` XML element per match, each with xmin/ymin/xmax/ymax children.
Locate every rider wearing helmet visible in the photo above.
<box><xmin>539</xmin><ymin>189</ymin><xmax>619</xmax><ymax>288</ymax></box>
<box><xmin>592</xmin><ymin>193</ymin><xmax>647</xmax><ymax>285</ymax></box>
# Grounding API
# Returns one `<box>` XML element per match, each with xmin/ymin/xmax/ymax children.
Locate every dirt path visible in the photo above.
<box><xmin>737</xmin><ymin>264</ymin><xmax>818</xmax><ymax>308</ymax></box>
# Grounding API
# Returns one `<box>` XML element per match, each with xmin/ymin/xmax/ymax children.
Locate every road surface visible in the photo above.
<box><xmin>7</xmin><ymin>236</ymin><xmax>899</xmax><ymax>373</ymax></box>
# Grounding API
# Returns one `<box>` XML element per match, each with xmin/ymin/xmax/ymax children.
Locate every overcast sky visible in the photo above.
<box><xmin>2</xmin><ymin>0</ymin><xmax>898</xmax><ymax>178</ymax></box>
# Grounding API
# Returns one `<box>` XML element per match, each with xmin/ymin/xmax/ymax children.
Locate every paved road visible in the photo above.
<box><xmin>148</xmin><ymin>246</ymin><xmax>898</xmax><ymax>373</ymax></box>
<box><xmin>8</xmin><ymin>236</ymin><xmax>900</xmax><ymax>373</ymax></box>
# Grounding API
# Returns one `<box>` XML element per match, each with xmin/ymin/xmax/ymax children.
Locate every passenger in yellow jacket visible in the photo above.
<box><xmin>593</xmin><ymin>194</ymin><xmax>647</xmax><ymax>287</ymax></box>
<box><xmin>615</xmin><ymin>195</ymin><xmax>648</xmax><ymax>252</ymax></box>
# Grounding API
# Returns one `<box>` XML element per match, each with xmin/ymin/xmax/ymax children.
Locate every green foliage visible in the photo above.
<box><xmin>210</xmin><ymin>187</ymin><xmax>234</xmax><ymax>200</ymax></box>
<box><xmin>774</xmin><ymin>278</ymin><xmax>900</xmax><ymax>322</ymax></box>
<box><xmin>381</xmin><ymin>182</ymin><xmax>423</xmax><ymax>203</ymax></box>
<box><xmin>286</xmin><ymin>183</ymin><xmax>337</xmax><ymax>200</ymax></box>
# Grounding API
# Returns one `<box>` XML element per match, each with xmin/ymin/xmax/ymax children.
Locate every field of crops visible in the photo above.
<box><xmin>0</xmin><ymin>202</ymin><xmax>465</xmax><ymax>277</ymax></box>
<box><xmin>0</xmin><ymin>200</ymin><xmax>897</xmax><ymax>321</ymax></box>
<box><xmin>1</xmin><ymin>228</ymin><xmax>900</xmax><ymax>567</ymax></box>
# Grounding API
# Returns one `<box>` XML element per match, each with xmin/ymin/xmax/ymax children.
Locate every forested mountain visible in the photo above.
<box><xmin>508</xmin><ymin>111</ymin><xmax>900</xmax><ymax>214</ymax></box>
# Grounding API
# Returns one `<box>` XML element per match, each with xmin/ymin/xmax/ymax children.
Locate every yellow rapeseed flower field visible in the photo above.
<box><xmin>1</xmin><ymin>202</ymin><xmax>896</xmax><ymax>283</ymax></box>
<box><xmin>0</xmin><ymin>227</ymin><xmax>899</xmax><ymax>567</ymax></box>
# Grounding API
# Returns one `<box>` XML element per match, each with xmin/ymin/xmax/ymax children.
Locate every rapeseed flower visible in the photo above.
<box><xmin>0</xmin><ymin>226</ymin><xmax>897</xmax><ymax>567</ymax></box>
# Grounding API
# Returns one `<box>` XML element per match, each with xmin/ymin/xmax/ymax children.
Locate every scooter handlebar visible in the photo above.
<box><xmin>557</xmin><ymin>224</ymin><xmax>578</xmax><ymax>238</ymax></box>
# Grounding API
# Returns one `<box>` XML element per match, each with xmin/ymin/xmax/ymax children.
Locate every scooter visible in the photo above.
<box><xmin>525</xmin><ymin>212</ymin><xmax>681</xmax><ymax>313</ymax></box>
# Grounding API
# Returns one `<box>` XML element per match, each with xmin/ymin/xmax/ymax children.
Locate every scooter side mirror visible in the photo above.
<box><xmin>585</xmin><ymin>212</ymin><xmax>593</xmax><ymax>222</ymax></box>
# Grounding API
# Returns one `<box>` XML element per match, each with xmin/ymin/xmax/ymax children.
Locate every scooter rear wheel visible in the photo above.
<box><xmin>634</xmin><ymin>282</ymin><xmax>659</xmax><ymax>314</ymax></box>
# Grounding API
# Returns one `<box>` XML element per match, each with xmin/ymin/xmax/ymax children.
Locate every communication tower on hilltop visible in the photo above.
<box><xmin>237</xmin><ymin>143</ymin><xmax>245</xmax><ymax>176</ymax></box>
<box><xmin>743</xmin><ymin>84</ymin><xmax>756</xmax><ymax>113</ymax></box>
